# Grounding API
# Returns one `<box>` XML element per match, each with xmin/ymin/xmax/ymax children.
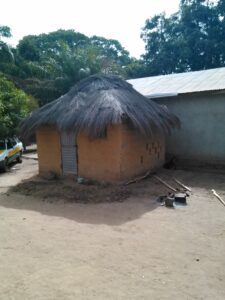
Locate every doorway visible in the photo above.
<box><xmin>60</xmin><ymin>131</ymin><xmax>77</xmax><ymax>175</ymax></box>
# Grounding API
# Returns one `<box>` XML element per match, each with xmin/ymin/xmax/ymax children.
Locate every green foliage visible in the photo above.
<box><xmin>0</xmin><ymin>74</ymin><xmax>37</xmax><ymax>137</ymax></box>
<box><xmin>0</xmin><ymin>26</ymin><xmax>11</xmax><ymax>38</ymax></box>
<box><xmin>0</xmin><ymin>26</ymin><xmax>145</xmax><ymax>136</ymax></box>
<box><xmin>17</xmin><ymin>37</ymin><xmax>40</xmax><ymax>61</ymax></box>
<box><xmin>0</xmin><ymin>26</ymin><xmax>14</xmax><ymax>63</ymax></box>
<box><xmin>141</xmin><ymin>0</ymin><xmax>225</xmax><ymax>75</ymax></box>
<box><xmin>90</xmin><ymin>36</ymin><xmax>131</xmax><ymax>71</ymax></box>
<box><xmin>13</xmin><ymin>30</ymin><xmax>135</xmax><ymax>105</ymax></box>
<box><xmin>125</xmin><ymin>58</ymin><xmax>148</xmax><ymax>79</ymax></box>
<box><xmin>17</xmin><ymin>30</ymin><xmax>89</xmax><ymax>62</ymax></box>
<box><xmin>0</xmin><ymin>27</ymin><xmax>143</xmax><ymax>110</ymax></box>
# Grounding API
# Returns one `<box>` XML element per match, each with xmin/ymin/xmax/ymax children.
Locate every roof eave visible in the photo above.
<box><xmin>147</xmin><ymin>93</ymin><xmax>178</xmax><ymax>99</ymax></box>
<box><xmin>146</xmin><ymin>89</ymin><xmax>225</xmax><ymax>100</ymax></box>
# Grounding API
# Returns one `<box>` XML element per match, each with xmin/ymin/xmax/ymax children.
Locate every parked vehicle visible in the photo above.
<box><xmin>0</xmin><ymin>137</ymin><xmax>23</xmax><ymax>171</ymax></box>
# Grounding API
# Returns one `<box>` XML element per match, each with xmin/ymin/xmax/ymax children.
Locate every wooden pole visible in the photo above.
<box><xmin>124</xmin><ymin>171</ymin><xmax>151</xmax><ymax>185</ymax></box>
<box><xmin>211</xmin><ymin>189</ymin><xmax>225</xmax><ymax>207</ymax></box>
<box><xmin>153</xmin><ymin>175</ymin><xmax>177</xmax><ymax>192</ymax></box>
<box><xmin>173</xmin><ymin>178</ymin><xmax>192</xmax><ymax>192</ymax></box>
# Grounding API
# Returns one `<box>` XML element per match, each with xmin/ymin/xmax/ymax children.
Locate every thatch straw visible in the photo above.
<box><xmin>20</xmin><ymin>74</ymin><xmax>180</xmax><ymax>139</ymax></box>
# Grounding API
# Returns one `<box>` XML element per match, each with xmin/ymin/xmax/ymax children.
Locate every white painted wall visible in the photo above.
<box><xmin>154</xmin><ymin>93</ymin><xmax>225</xmax><ymax>167</ymax></box>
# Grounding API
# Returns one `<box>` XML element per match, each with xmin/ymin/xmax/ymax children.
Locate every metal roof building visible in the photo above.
<box><xmin>128</xmin><ymin>67</ymin><xmax>225</xmax><ymax>169</ymax></box>
<box><xmin>128</xmin><ymin>67</ymin><xmax>225</xmax><ymax>99</ymax></box>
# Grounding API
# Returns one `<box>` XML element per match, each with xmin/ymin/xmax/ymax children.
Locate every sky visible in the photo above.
<box><xmin>1</xmin><ymin>0</ymin><xmax>180</xmax><ymax>58</ymax></box>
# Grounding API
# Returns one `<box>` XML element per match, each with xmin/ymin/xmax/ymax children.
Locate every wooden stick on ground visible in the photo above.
<box><xmin>211</xmin><ymin>189</ymin><xmax>225</xmax><ymax>207</ymax></box>
<box><xmin>173</xmin><ymin>178</ymin><xmax>192</xmax><ymax>192</ymax></box>
<box><xmin>124</xmin><ymin>171</ymin><xmax>151</xmax><ymax>185</ymax></box>
<box><xmin>153</xmin><ymin>175</ymin><xmax>177</xmax><ymax>192</ymax></box>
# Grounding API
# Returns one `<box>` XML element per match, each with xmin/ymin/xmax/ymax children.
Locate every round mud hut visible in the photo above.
<box><xmin>21</xmin><ymin>74</ymin><xmax>180</xmax><ymax>182</ymax></box>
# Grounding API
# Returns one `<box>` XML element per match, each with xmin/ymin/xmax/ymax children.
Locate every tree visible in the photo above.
<box><xmin>0</xmin><ymin>74</ymin><xmax>37</xmax><ymax>137</ymax></box>
<box><xmin>0</xmin><ymin>25</ymin><xmax>14</xmax><ymax>63</ymax></box>
<box><xmin>124</xmin><ymin>58</ymin><xmax>148</xmax><ymax>78</ymax></box>
<box><xmin>17</xmin><ymin>29</ymin><xmax>89</xmax><ymax>62</ymax></box>
<box><xmin>90</xmin><ymin>36</ymin><xmax>131</xmax><ymax>74</ymax></box>
<box><xmin>141</xmin><ymin>0</ymin><xmax>225</xmax><ymax>75</ymax></box>
<box><xmin>15</xmin><ymin>30</ymin><xmax>134</xmax><ymax>104</ymax></box>
<box><xmin>0</xmin><ymin>27</ymin><xmax>143</xmax><ymax>106</ymax></box>
<box><xmin>0</xmin><ymin>26</ymin><xmax>11</xmax><ymax>38</ymax></box>
<box><xmin>10</xmin><ymin>30</ymin><xmax>90</xmax><ymax>104</ymax></box>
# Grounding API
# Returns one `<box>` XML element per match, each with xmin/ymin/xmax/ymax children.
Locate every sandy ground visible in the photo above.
<box><xmin>0</xmin><ymin>158</ymin><xmax>225</xmax><ymax>300</ymax></box>
<box><xmin>0</xmin><ymin>156</ymin><xmax>38</xmax><ymax>194</ymax></box>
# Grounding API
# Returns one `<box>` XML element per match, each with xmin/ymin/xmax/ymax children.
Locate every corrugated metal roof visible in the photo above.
<box><xmin>128</xmin><ymin>67</ymin><xmax>225</xmax><ymax>98</ymax></box>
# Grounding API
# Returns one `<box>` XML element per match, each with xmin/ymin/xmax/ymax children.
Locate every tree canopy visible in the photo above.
<box><xmin>141</xmin><ymin>0</ymin><xmax>225</xmax><ymax>75</ymax></box>
<box><xmin>0</xmin><ymin>26</ymin><xmax>14</xmax><ymax>64</ymax></box>
<box><xmin>0</xmin><ymin>27</ymin><xmax>138</xmax><ymax>136</ymax></box>
<box><xmin>0</xmin><ymin>29</ymin><xmax>136</xmax><ymax>106</ymax></box>
<box><xmin>0</xmin><ymin>74</ymin><xmax>37</xmax><ymax>137</ymax></box>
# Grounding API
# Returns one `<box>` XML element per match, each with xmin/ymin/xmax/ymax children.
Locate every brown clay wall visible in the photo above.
<box><xmin>77</xmin><ymin>124</ymin><xmax>165</xmax><ymax>183</ymax></box>
<box><xmin>77</xmin><ymin>125</ymin><xmax>122</xmax><ymax>182</ymax></box>
<box><xmin>36</xmin><ymin>126</ymin><xmax>62</xmax><ymax>176</ymax></box>
<box><xmin>120</xmin><ymin>126</ymin><xmax>165</xmax><ymax>181</ymax></box>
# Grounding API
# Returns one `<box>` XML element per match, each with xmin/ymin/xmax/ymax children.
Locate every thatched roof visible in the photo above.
<box><xmin>20</xmin><ymin>74</ymin><xmax>180</xmax><ymax>139</ymax></box>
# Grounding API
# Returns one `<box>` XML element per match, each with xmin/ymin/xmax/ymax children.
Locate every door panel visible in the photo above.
<box><xmin>61</xmin><ymin>131</ymin><xmax>77</xmax><ymax>174</ymax></box>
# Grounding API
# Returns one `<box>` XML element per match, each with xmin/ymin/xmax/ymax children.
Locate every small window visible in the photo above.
<box><xmin>140</xmin><ymin>156</ymin><xmax>144</xmax><ymax>164</ymax></box>
<box><xmin>6</xmin><ymin>140</ymin><xmax>13</xmax><ymax>149</ymax></box>
<box><xmin>0</xmin><ymin>140</ymin><xmax>6</xmax><ymax>150</ymax></box>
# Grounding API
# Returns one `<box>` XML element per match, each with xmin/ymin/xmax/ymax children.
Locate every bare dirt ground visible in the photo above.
<box><xmin>0</xmin><ymin>157</ymin><xmax>225</xmax><ymax>300</ymax></box>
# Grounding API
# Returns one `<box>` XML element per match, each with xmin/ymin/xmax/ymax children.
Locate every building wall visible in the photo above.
<box><xmin>36</xmin><ymin>126</ymin><xmax>62</xmax><ymax>176</ymax></box>
<box><xmin>155</xmin><ymin>93</ymin><xmax>225</xmax><ymax>167</ymax></box>
<box><xmin>77</xmin><ymin>124</ymin><xmax>165</xmax><ymax>182</ymax></box>
<box><xmin>119</xmin><ymin>125</ymin><xmax>165</xmax><ymax>181</ymax></box>
<box><xmin>77</xmin><ymin>125</ymin><xmax>122</xmax><ymax>182</ymax></box>
<box><xmin>36</xmin><ymin>124</ymin><xmax>165</xmax><ymax>182</ymax></box>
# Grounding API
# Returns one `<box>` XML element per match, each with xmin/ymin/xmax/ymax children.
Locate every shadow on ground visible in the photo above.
<box><xmin>0</xmin><ymin>193</ymin><xmax>159</xmax><ymax>227</ymax></box>
<box><xmin>0</xmin><ymin>161</ymin><xmax>19</xmax><ymax>173</ymax></box>
<box><xmin>0</xmin><ymin>174</ymin><xmax>164</xmax><ymax>226</ymax></box>
<box><xmin>0</xmin><ymin>168</ymin><xmax>224</xmax><ymax>226</ymax></box>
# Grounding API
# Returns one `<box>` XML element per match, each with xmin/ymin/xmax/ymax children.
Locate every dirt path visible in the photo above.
<box><xmin>0</xmin><ymin>161</ymin><xmax>225</xmax><ymax>299</ymax></box>
<box><xmin>0</xmin><ymin>156</ymin><xmax>38</xmax><ymax>194</ymax></box>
